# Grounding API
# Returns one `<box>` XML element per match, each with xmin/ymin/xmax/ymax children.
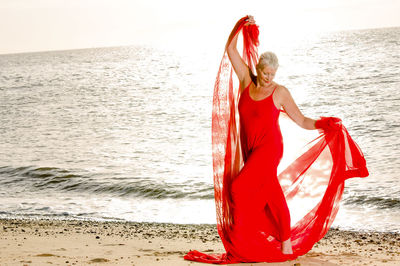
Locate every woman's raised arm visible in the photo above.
<box><xmin>226</xmin><ymin>16</ymin><xmax>254</xmax><ymax>90</ymax></box>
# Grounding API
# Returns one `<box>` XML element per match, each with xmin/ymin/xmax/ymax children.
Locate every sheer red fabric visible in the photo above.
<box><xmin>184</xmin><ymin>16</ymin><xmax>369</xmax><ymax>264</ymax></box>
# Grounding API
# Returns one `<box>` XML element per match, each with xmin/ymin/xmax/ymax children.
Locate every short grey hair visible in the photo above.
<box><xmin>257</xmin><ymin>51</ymin><xmax>279</xmax><ymax>70</ymax></box>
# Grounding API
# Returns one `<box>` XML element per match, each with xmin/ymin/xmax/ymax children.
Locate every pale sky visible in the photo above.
<box><xmin>0</xmin><ymin>0</ymin><xmax>399</xmax><ymax>55</ymax></box>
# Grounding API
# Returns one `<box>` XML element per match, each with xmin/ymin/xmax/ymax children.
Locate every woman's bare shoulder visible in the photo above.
<box><xmin>274</xmin><ymin>84</ymin><xmax>292</xmax><ymax>108</ymax></box>
<box><xmin>275</xmin><ymin>83</ymin><xmax>291</xmax><ymax>96</ymax></box>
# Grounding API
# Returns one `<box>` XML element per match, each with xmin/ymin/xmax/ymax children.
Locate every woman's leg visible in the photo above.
<box><xmin>232</xmin><ymin>147</ymin><xmax>293</xmax><ymax>253</ymax></box>
<box><xmin>266</xmin><ymin>175</ymin><xmax>291</xmax><ymax>241</ymax></box>
<box><xmin>265</xmin><ymin>174</ymin><xmax>292</xmax><ymax>253</ymax></box>
<box><xmin>282</xmin><ymin>238</ymin><xmax>293</xmax><ymax>254</ymax></box>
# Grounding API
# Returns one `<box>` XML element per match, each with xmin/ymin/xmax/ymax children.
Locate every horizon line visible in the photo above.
<box><xmin>1</xmin><ymin>25</ymin><xmax>399</xmax><ymax>56</ymax></box>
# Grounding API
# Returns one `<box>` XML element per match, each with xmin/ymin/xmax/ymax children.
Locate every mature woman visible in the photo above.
<box><xmin>229</xmin><ymin>15</ymin><xmax>312</xmax><ymax>255</ymax></box>
<box><xmin>184</xmin><ymin>15</ymin><xmax>368</xmax><ymax>264</ymax></box>
<box><xmin>228</xmin><ymin>15</ymin><xmax>329</xmax><ymax>255</ymax></box>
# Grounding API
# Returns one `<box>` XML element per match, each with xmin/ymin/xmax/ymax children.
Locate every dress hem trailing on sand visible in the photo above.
<box><xmin>184</xmin><ymin>16</ymin><xmax>369</xmax><ymax>264</ymax></box>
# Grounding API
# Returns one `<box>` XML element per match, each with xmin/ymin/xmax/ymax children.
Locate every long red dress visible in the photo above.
<box><xmin>184</xmin><ymin>16</ymin><xmax>369</xmax><ymax>264</ymax></box>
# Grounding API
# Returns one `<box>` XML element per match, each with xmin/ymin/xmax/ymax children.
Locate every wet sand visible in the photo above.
<box><xmin>0</xmin><ymin>218</ymin><xmax>399</xmax><ymax>265</ymax></box>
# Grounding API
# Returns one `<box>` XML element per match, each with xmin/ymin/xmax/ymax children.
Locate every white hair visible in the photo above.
<box><xmin>257</xmin><ymin>51</ymin><xmax>279</xmax><ymax>70</ymax></box>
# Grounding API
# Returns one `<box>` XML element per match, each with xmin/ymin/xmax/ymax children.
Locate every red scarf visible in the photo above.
<box><xmin>184</xmin><ymin>16</ymin><xmax>368</xmax><ymax>263</ymax></box>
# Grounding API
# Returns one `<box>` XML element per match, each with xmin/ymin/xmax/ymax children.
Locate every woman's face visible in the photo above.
<box><xmin>257</xmin><ymin>65</ymin><xmax>277</xmax><ymax>86</ymax></box>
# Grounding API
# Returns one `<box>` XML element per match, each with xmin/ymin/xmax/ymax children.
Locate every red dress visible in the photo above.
<box><xmin>226</xmin><ymin>81</ymin><xmax>293</xmax><ymax>260</ymax></box>
<box><xmin>184</xmin><ymin>16</ymin><xmax>368</xmax><ymax>264</ymax></box>
<box><xmin>235</xmin><ymin>82</ymin><xmax>290</xmax><ymax>238</ymax></box>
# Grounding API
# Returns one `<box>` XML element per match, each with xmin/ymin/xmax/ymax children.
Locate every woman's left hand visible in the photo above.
<box><xmin>315</xmin><ymin>117</ymin><xmax>342</xmax><ymax>131</ymax></box>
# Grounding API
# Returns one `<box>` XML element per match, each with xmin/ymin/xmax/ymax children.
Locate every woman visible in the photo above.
<box><xmin>228</xmin><ymin>15</ymin><xmax>323</xmax><ymax>255</ymax></box>
<box><xmin>184</xmin><ymin>15</ymin><xmax>368</xmax><ymax>264</ymax></box>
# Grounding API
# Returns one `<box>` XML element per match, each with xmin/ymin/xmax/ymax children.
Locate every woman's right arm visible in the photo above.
<box><xmin>226</xmin><ymin>16</ymin><xmax>254</xmax><ymax>90</ymax></box>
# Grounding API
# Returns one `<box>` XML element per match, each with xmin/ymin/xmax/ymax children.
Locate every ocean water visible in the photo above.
<box><xmin>0</xmin><ymin>27</ymin><xmax>399</xmax><ymax>233</ymax></box>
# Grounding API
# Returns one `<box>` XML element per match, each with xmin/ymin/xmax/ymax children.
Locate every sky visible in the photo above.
<box><xmin>0</xmin><ymin>0</ymin><xmax>399</xmax><ymax>55</ymax></box>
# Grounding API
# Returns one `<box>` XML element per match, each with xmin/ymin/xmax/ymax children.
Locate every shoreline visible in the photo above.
<box><xmin>1</xmin><ymin>218</ymin><xmax>399</xmax><ymax>265</ymax></box>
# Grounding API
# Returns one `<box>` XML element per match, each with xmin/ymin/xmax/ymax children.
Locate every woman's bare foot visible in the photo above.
<box><xmin>281</xmin><ymin>238</ymin><xmax>293</xmax><ymax>254</ymax></box>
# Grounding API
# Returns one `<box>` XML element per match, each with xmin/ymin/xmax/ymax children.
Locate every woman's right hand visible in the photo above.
<box><xmin>245</xmin><ymin>15</ymin><xmax>255</xmax><ymax>26</ymax></box>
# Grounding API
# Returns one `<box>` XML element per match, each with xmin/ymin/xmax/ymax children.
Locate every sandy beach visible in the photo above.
<box><xmin>0</xmin><ymin>218</ymin><xmax>399</xmax><ymax>265</ymax></box>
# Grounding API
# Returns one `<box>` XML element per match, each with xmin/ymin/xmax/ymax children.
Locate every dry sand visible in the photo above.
<box><xmin>0</xmin><ymin>218</ymin><xmax>399</xmax><ymax>265</ymax></box>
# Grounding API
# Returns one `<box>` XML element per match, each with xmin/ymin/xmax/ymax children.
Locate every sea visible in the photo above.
<box><xmin>1</xmin><ymin>26</ymin><xmax>399</xmax><ymax>233</ymax></box>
